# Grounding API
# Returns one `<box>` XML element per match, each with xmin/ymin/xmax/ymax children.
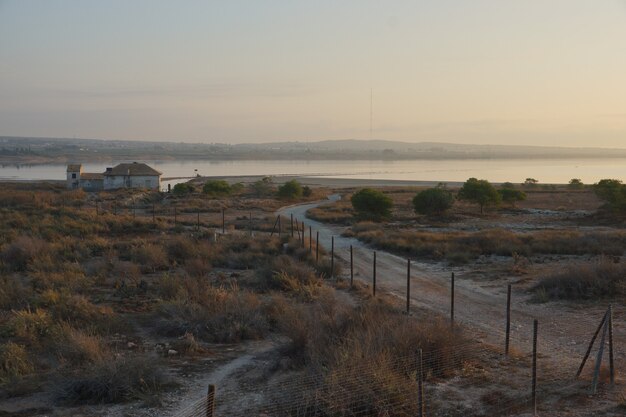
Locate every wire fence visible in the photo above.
<box><xmin>139</xmin><ymin>210</ymin><xmax>621</xmax><ymax>416</ymax></box>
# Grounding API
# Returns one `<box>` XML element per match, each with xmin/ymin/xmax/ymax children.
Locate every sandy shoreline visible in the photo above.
<box><xmin>1</xmin><ymin>175</ymin><xmax>566</xmax><ymax>188</ymax></box>
<box><xmin>188</xmin><ymin>174</ymin><xmax>469</xmax><ymax>188</ymax></box>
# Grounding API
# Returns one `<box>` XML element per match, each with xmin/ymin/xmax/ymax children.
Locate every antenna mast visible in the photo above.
<box><xmin>370</xmin><ymin>88</ymin><xmax>374</xmax><ymax>140</ymax></box>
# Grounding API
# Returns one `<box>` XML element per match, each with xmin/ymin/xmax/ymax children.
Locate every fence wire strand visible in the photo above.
<box><xmin>159</xmin><ymin>214</ymin><xmax>620</xmax><ymax>417</ymax></box>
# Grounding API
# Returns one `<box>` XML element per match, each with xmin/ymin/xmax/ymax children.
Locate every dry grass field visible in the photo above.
<box><xmin>0</xmin><ymin>181</ymin><xmax>491</xmax><ymax>417</ymax></box>
<box><xmin>307</xmin><ymin>185</ymin><xmax>626</xmax><ymax>300</ymax></box>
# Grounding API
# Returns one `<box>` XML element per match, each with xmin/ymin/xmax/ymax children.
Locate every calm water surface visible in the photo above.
<box><xmin>2</xmin><ymin>159</ymin><xmax>626</xmax><ymax>187</ymax></box>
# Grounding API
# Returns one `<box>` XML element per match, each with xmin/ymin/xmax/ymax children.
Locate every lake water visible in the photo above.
<box><xmin>2</xmin><ymin>158</ymin><xmax>626</xmax><ymax>188</ymax></box>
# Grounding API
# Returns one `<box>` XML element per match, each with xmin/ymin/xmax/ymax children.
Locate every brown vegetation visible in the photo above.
<box><xmin>346</xmin><ymin>222</ymin><xmax>626</xmax><ymax>264</ymax></box>
<box><xmin>533</xmin><ymin>257</ymin><xmax>626</xmax><ymax>301</ymax></box>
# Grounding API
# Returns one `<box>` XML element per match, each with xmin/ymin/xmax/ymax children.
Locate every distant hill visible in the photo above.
<box><xmin>2</xmin><ymin>136</ymin><xmax>626</xmax><ymax>163</ymax></box>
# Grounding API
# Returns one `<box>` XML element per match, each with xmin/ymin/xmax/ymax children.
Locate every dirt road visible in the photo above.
<box><xmin>278</xmin><ymin>198</ymin><xmax>625</xmax><ymax>387</ymax></box>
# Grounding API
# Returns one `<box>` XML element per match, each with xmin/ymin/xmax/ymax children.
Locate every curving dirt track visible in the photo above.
<box><xmin>278</xmin><ymin>197</ymin><xmax>626</xmax><ymax>394</ymax></box>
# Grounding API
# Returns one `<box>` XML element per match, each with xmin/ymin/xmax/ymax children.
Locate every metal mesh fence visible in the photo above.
<box><xmin>159</xmin><ymin>211</ymin><xmax>622</xmax><ymax>416</ymax></box>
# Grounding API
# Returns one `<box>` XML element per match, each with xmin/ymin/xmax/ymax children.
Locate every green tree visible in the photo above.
<box><xmin>523</xmin><ymin>178</ymin><xmax>538</xmax><ymax>187</ymax></box>
<box><xmin>351</xmin><ymin>188</ymin><xmax>393</xmax><ymax>220</ymax></box>
<box><xmin>568</xmin><ymin>178</ymin><xmax>584</xmax><ymax>189</ymax></box>
<box><xmin>277</xmin><ymin>180</ymin><xmax>303</xmax><ymax>199</ymax></box>
<box><xmin>172</xmin><ymin>183</ymin><xmax>195</xmax><ymax>194</ymax></box>
<box><xmin>251</xmin><ymin>176</ymin><xmax>274</xmax><ymax>197</ymax></box>
<box><xmin>594</xmin><ymin>179</ymin><xmax>626</xmax><ymax>211</ymax></box>
<box><xmin>498</xmin><ymin>188</ymin><xmax>526</xmax><ymax>207</ymax></box>
<box><xmin>458</xmin><ymin>178</ymin><xmax>501</xmax><ymax>214</ymax></box>
<box><xmin>202</xmin><ymin>180</ymin><xmax>232</xmax><ymax>196</ymax></box>
<box><xmin>302</xmin><ymin>185</ymin><xmax>313</xmax><ymax>197</ymax></box>
<box><xmin>412</xmin><ymin>187</ymin><xmax>454</xmax><ymax>215</ymax></box>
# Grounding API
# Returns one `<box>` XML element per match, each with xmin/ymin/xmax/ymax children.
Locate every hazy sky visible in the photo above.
<box><xmin>2</xmin><ymin>1</ymin><xmax>626</xmax><ymax>146</ymax></box>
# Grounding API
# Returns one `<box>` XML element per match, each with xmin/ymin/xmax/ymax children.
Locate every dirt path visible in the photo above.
<box><xmin>278</xmin><ymin>198</ymin><xmax>626</xmax><ymax>388</ymax></box>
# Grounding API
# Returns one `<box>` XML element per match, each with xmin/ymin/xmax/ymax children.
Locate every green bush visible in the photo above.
<box><xmin>172</xmin><ymin>183</ymin><xmax>195</xmax><ymax>194</ymax></box>
<box><xmin>594</xmin><ymin>179</ymin><xmax>626</xmax><ymax>211</ymax></box>
<box><xmin>458</xmin><ymin>178</ymin><xmax>500</xmax><ymax>214</ymax></box>
<box><xmin>351</xmin><ymin>188</ymin><xmax>393</xmax><ymax>221</ymax></box>
<box><xmin>498</xmin><ymin>187</ymin><xmax>526</xmax><ymax>207</ymax></box>
<box><xmin>251</xmin><ymin>176</ymin><xmax>274</xmax><ymax>197</ymax></box>
<box><xmin>412</xmin><ymin>187</ymin><xmax>454</xmax><ymax>215</ymax></box>
<box><xmin>202</xmin><ymin>180</ymin><xmax>232</xmax><ymax>196</ymax></box>
<box><xmin>277</xmin><ymin>180</ymin><xmax>303</xmax><ymax>199</ymax></box>
<box><xmin>568</xmin><ymin>178</ymin><xmax>584</xmax><ymax>189</ymax></box>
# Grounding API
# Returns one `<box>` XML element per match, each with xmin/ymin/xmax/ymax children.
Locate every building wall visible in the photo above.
<box><xmin>67</xmin><ymin>170</ymin><xmax>81</xmax><ymax>189</ymax></box>
<box><xmin>103</xmin><ymin>175</ymin><xmax>128</xmax><ymax>190</ymax></box>
<box><xmin>103</xmin><ymin>175</ymin><xmax>160</xmax><ymax>190</ymax></box>
<box><xmin>79</xmin><ymin>179</ymin><xmax>104</xmax><ymax>191</ymax></box>
<box><xmin>129</xmin><ymin>175</ymin><xmax>160</xmax><ymax>190</ymax></box>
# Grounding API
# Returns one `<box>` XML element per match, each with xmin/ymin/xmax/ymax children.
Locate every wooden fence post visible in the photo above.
<box><xmin>505</xmin><ymin>284</ymin><xmax>512</xmax><ymax>356</ymax></box>
<box><xmin>350</xmin><ymin>245</ymin><xmax>354</xmax><ymax>288</ymax></box>
<box><xmin>609</xmin><ymin>304</ymin><xmax>615</xmax><ymax>385</ymax></box>
<box><xmin>450</xmin><ymin>272</ymin><xmax>455</xmax><ymax>327</ymax></box>
<box><xmin>301</xmin><ymin>221</ymin><xmax>305</xmax><ymax>247</ymax></box>
<box><xmin>331</xmin><ymin>236</ymin><xmax>334</xmax><ymax>280</ymax></box>
<box><xmin>577</xmin><ymin>310</ymin><xmax>608</xmax><ymax>378</ymax></box>
<box><xmin>290</xmin><ymin>213</ymin><xmax>294</xmax><ymax>237</ymax></box>
<box><xmin>270</xmin><ymin>215</ymin><xmax>279</xmax><ymax>237</ymax></box>
<box><xmin>206</xmin><ymin>384</ymin><xmax>216</xmax><ymax>417</ymax></box>
<box><xmin>222</xmin><ymin>208</ymin><xmax>225</xmax><ymax>234</ymax></box>
<box><xmin>309</xmin><ymin>225</ymin><xmax>312</xmax><ymax>253</ymax></box>
<box><xmin>316</xmin><ymin>231</ymin><xmax>319</xmax><ymax>264</ymax></box>
<box><xmin>417</xmin><ymin>349</ymin><xmax>424</xmax><ymax>417</ymax></box>
<box><xmin>278</xmin><ymin>215</ymin><xmax>282</xmax><ymax>236</ymax></box>
<box><xmin>591</xmin><ymin>316</ymin><xmax>609</xmax><ymax>395</ymax></box>
<box><xmin>532</xmin><ymin>319</ymin><xmax>538</xmax><ymax>416</ymax></box>
<box><xmin>373</xmin><ymin>251</ymin><xmax>376</xmax><ymax>297</ymax></box>
<box><xmin>406</xmin><ymin>259</ymin><xmax>411</xmax><ymax>314</ymax></box>
<box><xmin>174</xmin><ymin>207</ymin><xmax>177</xmax><ymax>224</ymax></box>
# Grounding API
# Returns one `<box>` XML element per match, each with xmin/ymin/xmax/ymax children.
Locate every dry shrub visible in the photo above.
<box><xmin>156</xmin><ymin>273</ymin><xmax>183</xmax><ymax>300</ymax></box>
<box><xmin>0</xmin><ymin>236</ymin><xmax>50</xmax><ymax>271</ymax></box>
<box><xmin>130</xmin><ymin>242</ymin><xmax>169</xmax><ymax>272</ymax></box>
<box><xmin>166</xmin><ymin>236</ymin><xmax>199</xmax><ymax>264</ymax></box>
<box><xmin>7</xmin><ymin>309</ymin><xmax>53</xmax><ymax>346</ymax></box>
<box><xmin>51</xmin><ymin>236</ymin><xmax>91</xmax><ymax>262</ymax></box>
<box><xmin>155</xmin><ymin>279</ymin><xmax>267</xmax><ymax>343</ymax></box>
<box><xmin>0</xmin><ymin>275</ymin><xmax>28</xmax><ymax>310</ymax></box>
<box><xmin>314</xmin><ymin>257</ymin><xmax>343</xmax><ymax>279</ymax></box>
<box><xmin>56</xmin><ymin>356</ymin><xmax>168</xmax><ymax>405</ymax></box>
<box><xmin>184</xmin><ymin>257</ymin><xmax>212</xmax><ymax>278</ymax></box>
<box><xmin>29</xmin><ymin>262</ymin><xmax>88</xmax><ymax>291</ymax></box>
<box><xmin>83</xmin><ymin>258</ymin><xmax>111</xmax><ymax>279</ymax></box>
<box><xmin>170</xmin><ymin>332</ymin><xmax>202</xmax><ymax>355</ymax></box>
<box><xmin>53</xmin><ymin>324</ymin><xmax>110</xmax><ymax>365</ymax></box>
<box><xmin>85</xmin><ymin>236</ymin><xmax>110</xmax><ymax>257</ymax></box>
<box><xmin>210</xmin><ymin>235</ymin><xmax>282</xmax><ymax>269</ymax></box>
<box><xmin>274</xmin><ymin>299</ymin><xmax>470</xmax><ymax>416</ymax></box>
<box><xmin>349</xmin><ymin>223</ymin><xmax>626</xmax><ymax>261</ymax></box>
<box><xmin>0</xmin><ymin>342</ymin><xmax>33</xmax><ymax>382</ymax></box>
<box><xmin>533</xmin><ymin>258</ymin><xmax>626</xmax><ymax>300</ymax></box>
<box><xmin>38</xmin><ymin>291</ymin><xmax>115</xmax><ymax>329</ymax></box>
<box><xmin>257</xmin><ymin>255</ymin><xmax>322</xmax><ymax>299</ymax></box>
<box><xmin>111</xmin><ymin>260</ymin><xmax>141</xmax><ymax>281</ymax></box>
<box><xmin>306</xmin><ymin>201</ymin><xmax>354</xmax><ymax>225</ymax></box>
